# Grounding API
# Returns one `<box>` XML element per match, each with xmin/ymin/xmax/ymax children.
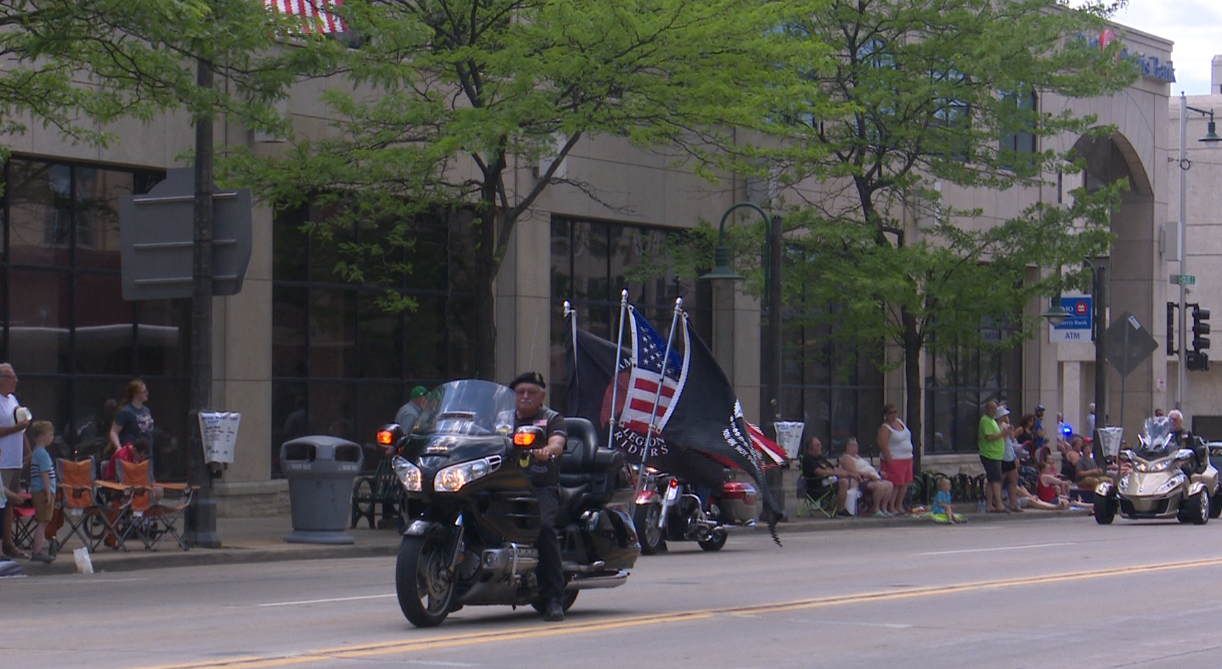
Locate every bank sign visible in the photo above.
<box><xmin>1086</xmin><ymin>29</ymin><xmax>1176</xmax><ymax>83</ymax></box>
<box><xmin>1051</xmin><ymin>294</ymin><xmax>1092</xmax><ymax>343</ymax></box>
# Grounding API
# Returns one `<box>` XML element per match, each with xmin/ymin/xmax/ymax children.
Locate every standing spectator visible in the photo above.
<box><xmin>978</xmin><ymin>400</ymin><xmax>1006</xmax><ymax>513</ymax></box>
<box><xmin>998</xmin><ymin>407</ymin><xmax>1021</xmax><ymax>512</ymax></box>
<box><xmin>1085</xmin><ymin>403</ymin><xmax>1097</xmax><ymax>440</ymax></box>
<box><xmin>26</xmin><ymin>421</ymin><xmax>56</xmax><ymax>563</ymax></box>
<box><xmin>839</xmin><ymin>437</ymin><xmax>894</xmax><ymax>517</ymax></box>
<box><xmin>109</xmin><ymin>379</ymin><xmax>154</xmax><ymax>453</ymax></box>
<box><xmin>876</xmin><ymin>403</ymin><xmax>914</xmax><ymax>516</ymax></box>
<box><xmin>395</xmin><ymin>386</ymin><xmax>429</xmax><ymax>434</ymax></box>
<box><xmin>0</xmin><ymin>363</ymin><xmax>31</xmax><ymax>560</ymax></box>
<box><xmin>1013</xmin><ymin>413</ymin><xmax>1036</xmax><ymax>463</ymax></box>
<box><xmin>1033</xmin><ymin>404</ymin><xmax>1047</xmax><ymax>450</ymax></box>
<box><xmin>1154</xmin><ymin>407</ymin><xmax>1165</xmax><ymax>417</ymax></box>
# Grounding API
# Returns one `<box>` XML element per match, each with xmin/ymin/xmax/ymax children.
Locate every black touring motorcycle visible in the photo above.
<box><xmin>380</xmin><ymin>379</ymin><xmax>640</xmax><ymax>627</ymax></box>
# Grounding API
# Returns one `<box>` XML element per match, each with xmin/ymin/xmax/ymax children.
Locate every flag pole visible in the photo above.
<box><xmin>634</xmin><ymin>297</ymin><xmax>683</xmax><ymax>505</ymax></box>
<box><xmin>607</xmin><ymin>290</ymin><xmax>629</xmax><ymax>455</ymax></box>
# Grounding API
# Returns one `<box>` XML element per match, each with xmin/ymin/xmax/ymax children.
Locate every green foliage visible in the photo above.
<box><xmin>0</xmin><ymin>0</ymin><xmax>343</xmax><ymax>157</ymax></box>
<box><xmin>758</xmin><ymin>0</ymin><xmax>1136</xmax><ymax>361</ymax></box>
<box><xmin>219</xmin><ymin>0</ymin><xmax>835</xmax><ymax>374</ymax></box>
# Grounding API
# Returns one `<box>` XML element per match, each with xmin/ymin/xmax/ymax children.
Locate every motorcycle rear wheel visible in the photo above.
<box><xmin>634</xmin><ymin>504</ymin><xmax>666</xmax><ymax>555</ymax></box>
<box><xmin>396</xmin><ymin>534</ymin><xmax>455</xmax><ymax>627</ymax></box>
<box><xmin>697</xmin><ymin>530</ymin><xmax>727</xmax><ymax>552</ymax></box>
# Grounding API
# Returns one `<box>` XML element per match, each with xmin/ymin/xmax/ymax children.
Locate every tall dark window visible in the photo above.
<box><xmin>0</xmin><ymin>158</ymin><xmax>184</xmax><ymax>478</ymax></box>
<box><xmin>549</xmin><ymin>216</ymin><xmax>708</xmax><ymax>414</ymax></box>
<box><xmin>924</xmin><ymin>334</ymin><xmax>1022</xmax><ymax>455</ymax></box>
<box><xmin>1000</xmin><ymin>88</ymin><xmax>1038</xmax><ymax>172</ymax></box>
<box><xmin>780</xmin><ymin>296</ymin><xmax>884</xmax><ymax>458</ymax></box>
<box><xmin>270</xmin><ymin>204</ymin><xmax>474</xmax><ymax>475</ymax></box>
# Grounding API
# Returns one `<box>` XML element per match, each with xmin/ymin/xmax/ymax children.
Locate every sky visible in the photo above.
<box><xmin>1104</xmin><ymin>0</ymin><xmax>1222</xmax><ymax>96</ymax></box>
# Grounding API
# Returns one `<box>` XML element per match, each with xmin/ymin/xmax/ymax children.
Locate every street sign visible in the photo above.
<box><xmin>119</xmin><ymin>168</ymin><xmax>253</xmax><ymax>300</ymax></box>
<box><xmin>1171</xmin><ymin>274</ymin><xmax>1196</xmax><ymax>285</ymax></box>
<box><xmin>1104</xmin><ymin>310</ymin><xmax>1159</xmax><ymax>378</ymax></box>
<box><xmin>1050</xmin><ymin>294</ymin><xmax>1092</xmax><ymax>343</ymax></box>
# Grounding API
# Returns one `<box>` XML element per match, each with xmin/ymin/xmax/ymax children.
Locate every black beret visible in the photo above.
<box><xmin>509</xmin><ymin>371</ymin><xmax>546</xmax><ymax>390</ymax></box>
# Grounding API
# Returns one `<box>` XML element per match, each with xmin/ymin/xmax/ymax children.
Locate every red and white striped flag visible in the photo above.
<box><xmin>265</xmin><ymin>0</ymin><xmax>346</xmax><ymax>34</ymax></box>
<box><xmin>617</xmin><ymin>309</ymin><xmax>684</xmax><ymax>435</ymax></box>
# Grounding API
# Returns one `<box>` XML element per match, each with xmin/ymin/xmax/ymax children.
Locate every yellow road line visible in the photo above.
<box><xmin>135</xmin><ymin>556</ymin><xmax>1222</xmax><ymax>669</ymax></box>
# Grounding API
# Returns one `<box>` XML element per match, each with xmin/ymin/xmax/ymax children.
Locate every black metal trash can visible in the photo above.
<box><xmin>281</xmin><ymin>436</ymin><xmax>364</xmax><ymax>544</ymax></box>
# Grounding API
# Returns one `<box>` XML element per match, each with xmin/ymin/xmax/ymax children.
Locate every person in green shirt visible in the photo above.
<box><xmin>978</xmin><ymin>400</ymin><xmax>1007</xmax><ymax>512</ymax></box>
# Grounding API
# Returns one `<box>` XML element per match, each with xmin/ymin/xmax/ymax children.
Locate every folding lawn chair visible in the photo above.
<box><xmin>796</xmin><ymin>475</ymin><xmax>840</xmax><ymax>518</ymax></box>
<box><xmin>12</xmin><ymin>493</ymin><xmax>36</xmax><ymax>551</ymax></box>
<box><xmin>117</xmin><ymin>459</ymin><xmax>195</xmax><ymax>550</ymax></box>
<box><xmin>56</xmin><ymin>457</ymin><xmax>130</xmax><ymax>552</ymax></box>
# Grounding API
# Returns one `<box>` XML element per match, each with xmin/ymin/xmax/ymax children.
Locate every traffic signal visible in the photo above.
<box><xmin>1189</xmin><ymin>306</ymin><xmax>1211</xmax><ymax>371</ymax></box>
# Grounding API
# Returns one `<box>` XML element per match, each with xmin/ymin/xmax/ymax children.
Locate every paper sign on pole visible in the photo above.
<box><xmin>199</xmin><ymin>411</ymin><xmax>241</xmax><ymax>464</ymax></box>
<box><xmin>773</xmin><ymin>421</ymin><xmax>806</xmax><ymax>459</ymax></box>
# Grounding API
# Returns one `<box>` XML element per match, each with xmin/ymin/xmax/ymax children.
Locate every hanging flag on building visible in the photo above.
<box><xmin>264</xmin><ymin>0</ymin><xmax>346</xmax><ymax>34</ymax></box>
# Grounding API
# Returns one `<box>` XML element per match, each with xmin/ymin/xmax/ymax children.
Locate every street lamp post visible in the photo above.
<box><xmin>1176</xmin><ymin>93</ymin><xmax>1222</xmax><ymax>410</ymax></box>
<box><xmin>700</xmin><ymin>202</ymin><xmax>783</xmax><ymax>437</ymax></box>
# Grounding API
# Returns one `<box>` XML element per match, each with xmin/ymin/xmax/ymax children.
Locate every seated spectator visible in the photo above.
<box><xmin>931</xmin><ymin>476</ymin><xmax>962</xmax><ymax>523</ymax></box>
<box><xmin>1074</xmin><ymin>439</ymin><xmax>1108</xmax><ymax>491</ymax></box>
<box><xmin>1036</xmin><ymin>459</ymin><xmax>1072</xmax><ymax>505</ymax></box>
<box><xmin>800</xmin><ymin>437</ymin><xmax>851</xmax><ymax>518</ymax></box>
<box><xmin>838</xmin><ymin>437</ymin><xmax>895</xmax><ymax>517</ymax></box>
<box><xmin>104</xmin><ymin>438</ymin><xmax>161</xmax><ymax>503</ymax></box>
<box><xmin>1013</xmin><ymin>484</ymin><xmax>1070</xmax><ymax>510</ymax></box>
<box><xmin>1060</xmin><ymin>436</ymin><xmax>1083</xmax><ymax>481</ymax></box>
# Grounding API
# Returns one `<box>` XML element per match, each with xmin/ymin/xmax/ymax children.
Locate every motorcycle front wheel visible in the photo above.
<box><xmin>634</xmin><ymin>504</ymin><xmax>666</xmax><ymax>555</ymax></box>
<box><xmin>396</xmin><ymin>534</ymin><xmax>455</xmax><ymax>627</ymax></box>
<box><xmin>531</xmin><ymin>589</ymin><xmax>579</xmax><ymax>615</ymax></box>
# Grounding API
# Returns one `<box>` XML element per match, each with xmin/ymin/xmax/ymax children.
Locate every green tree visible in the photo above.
<box><xmin>756</xmin><ymin>0</ymin><xmax>1135</xmax><ymax>467</ymax></box>
<box><xmin>220</xmin><ymin>0</ymin><xmax>831</xmax><ymax>379</ymax></box>
<box><xmin>0</xmin><ymin>0</ymin><xmax>340</xmax><ymax>165</ymax></box>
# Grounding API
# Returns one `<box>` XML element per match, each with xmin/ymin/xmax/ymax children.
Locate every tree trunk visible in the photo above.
<box><xmin>902</xmin><ymin>307</ymin><xmax>923</xmax><ymax>475</ymax></box>
<box><xmin>469</xmin><ymin>207</ymin><xmax>498</xmax><ymax>380</ymax></box>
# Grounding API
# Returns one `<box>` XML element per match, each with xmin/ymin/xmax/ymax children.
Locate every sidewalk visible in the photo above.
<box><xmin>2</xmin><ymin>506</ymin><xmax>1089</xmax><ymax>577</ymax></box>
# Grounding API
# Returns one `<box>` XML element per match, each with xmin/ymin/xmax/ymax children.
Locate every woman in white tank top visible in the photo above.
<box><xmin>876</xmin><ymin>403</ymin><xmax>914</xmax><ymax>515</ymax></box>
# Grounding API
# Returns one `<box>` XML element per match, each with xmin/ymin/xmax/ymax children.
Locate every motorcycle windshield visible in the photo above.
<box><xmin>1138</xmin><ymin>416</ymin><xmax>1174</xmax><ymax>457</ymax></box>
<box><xmin>413</xmin><ymin>379</ymin><xmax>517</xmax><ymax>437</ymax></box>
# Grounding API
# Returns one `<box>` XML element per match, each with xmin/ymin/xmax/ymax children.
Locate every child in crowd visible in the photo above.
<box><xmin>27</xmin><ymin>421</ymin><xmax>57</xmax><ymax>563</ymax></box>
<box><xmin>931</xmin><ymin>477</ymin><xmax>963</xmax><ymax>524</ymax></box>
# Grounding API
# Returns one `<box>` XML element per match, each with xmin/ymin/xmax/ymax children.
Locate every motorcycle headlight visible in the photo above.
<box><xmin>434</xmin><ymin>457</ymin><xmax>499</xmax><ymax>492</ymax></box>
<box><xmin>392</xmin><ymin>456</ymin><xmax>423</xmax><ymax>492</ymax></box>
<box><xmin>1156</xmin><ymin>474</ymin><xmax>1186</xmax><ymax>495</ymax></box>
<box><xmin>1135</xmin><ymin>459</ymin><xmax>1170</xmax><ymax>473</ymax></box>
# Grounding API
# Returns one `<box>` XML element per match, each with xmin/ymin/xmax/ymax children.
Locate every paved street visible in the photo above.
<box><xmin>5</xmin><ymin>514</ymin><xmax>1222</xmax><ymax>668</ymax></box>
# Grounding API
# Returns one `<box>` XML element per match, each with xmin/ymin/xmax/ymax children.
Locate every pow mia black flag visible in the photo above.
<box><xmin>660</xmin><ymin>315</ymin><xmax>783</xmax><ymax>545</ymax></box>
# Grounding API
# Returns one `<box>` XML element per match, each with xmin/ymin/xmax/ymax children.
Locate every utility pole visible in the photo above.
<box><xmin>185</xmin><ymin>58</ymin><xmax>220</xmax><ymax>548</ymax></box>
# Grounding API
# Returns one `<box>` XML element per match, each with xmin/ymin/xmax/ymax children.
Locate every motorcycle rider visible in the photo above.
<box><xmin>509</xmin><ymin>371</ymin><xmax>568</xmax><ymax>622</ymax></box>
<box><xmin>1168</xmin><ymin>409</ymin><xmax>1207</xmax><ymax>474</ymax></box>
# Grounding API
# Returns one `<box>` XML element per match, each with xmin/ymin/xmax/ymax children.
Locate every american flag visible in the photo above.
<box><xmin>265</xmin><ymin>0</ymin><xmax>346</xmax><ymax>34</ymax></box>
<box><xmin>618</xmin><ymin>308</ymin><xmax>686</xmax><ymax>435</ymax></box>
<box><xmin>745</xmin><ymin>422</ymin><xmax>787</xmax><ymax>468</ymax></box>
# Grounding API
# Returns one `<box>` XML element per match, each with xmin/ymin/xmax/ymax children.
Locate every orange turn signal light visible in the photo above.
<box><xmin>514</xmin><ymin>432</ymin><xmax>538</xmax><ymax>447</ymax></box>
<box><xmin>377</xmin><ymin>430</ymin><xmax>395</xmax><ymax>446</ymax></box>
